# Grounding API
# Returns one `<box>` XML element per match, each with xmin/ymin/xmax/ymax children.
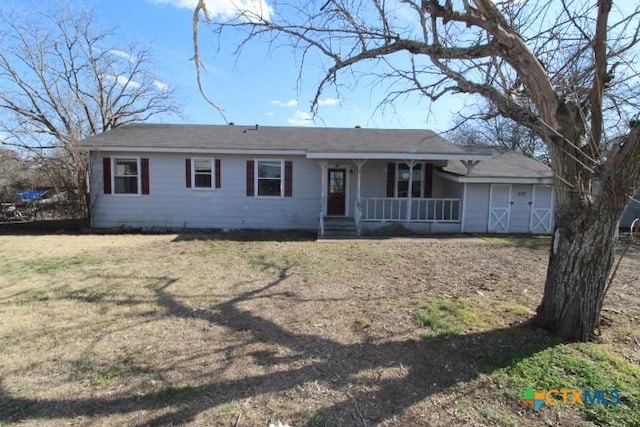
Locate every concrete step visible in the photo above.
<box><xmin>322</xmin><ymin>216</ymin><xmax>357</xmax><ymax>237</ymax></box>
<box><xmin>324</xmin><ymin>223</ymin><xmax>357</xmax><ymax>230</ymax></box>
<box><xmin>324</xmin><ymin>217</ymin><xmax>355</xmax><ymax>224</ymax></box>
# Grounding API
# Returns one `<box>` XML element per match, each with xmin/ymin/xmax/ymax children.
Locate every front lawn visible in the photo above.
<box><xmin>0</xmin><ymin>233</ymin><xmax>638</xmax><ymax>426</ymax></box>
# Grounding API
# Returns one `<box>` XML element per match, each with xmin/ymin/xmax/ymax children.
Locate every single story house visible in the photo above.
<box><xmin>81</xmin><ymin>124</ymin><xmax>555</xmax><ymax>235</ymax></box>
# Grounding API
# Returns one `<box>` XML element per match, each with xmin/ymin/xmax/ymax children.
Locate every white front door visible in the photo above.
<box><xmin>530</xmin><ymin>185</ymin><xmax>553</xmax><ymax>234</ymax></box>
<box><xmin>489</xmin><ymin>184</ymin><xmax>512</xmax><ymax>233</ymax></box>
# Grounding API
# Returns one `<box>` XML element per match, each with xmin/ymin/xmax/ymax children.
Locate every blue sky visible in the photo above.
<box><xmin>3</xmin><ymin>1</ymin><xmax>637</xmax><ymax>133</ymax></box>
<box><xmin>78</xmin><ymin>0</ymin><xmax>466</xmax><ymax>131</ymax></box>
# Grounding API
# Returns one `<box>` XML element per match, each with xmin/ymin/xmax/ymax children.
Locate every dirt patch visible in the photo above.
<box><xmin>0</xmin><ymin>234</ymin><xmax>638</xmax><ymax>426</ymax></box>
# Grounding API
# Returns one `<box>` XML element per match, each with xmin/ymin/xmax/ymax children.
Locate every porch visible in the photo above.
<box><xmin>316</xmin><ymin>159</ymin><xmax>465</xmax><ymax>236</ymax></box>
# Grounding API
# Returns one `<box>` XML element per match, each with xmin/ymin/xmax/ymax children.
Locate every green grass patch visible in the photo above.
<box><xmin>474</xmin><ymin>406</ymin><xmax>519</xmax><ymax>427</ymax></box>
<box><xmin>217</xmin><ymin>403</ymin><xmax>242</xmax><ymax>425</ymax></box>
<box><xmin>482</xmin><ymin>235</ymin><xmax>551</xmax><ymax>249</ymax></box>
<box><xmin>493</xmin><ymin>342</ymin><xmax>640</xmax><ymax>426</ymax></box>
<box><xmin>241</xmin><ymin>246</ymin><xmax>306</xmax><ymax>274</ymax></box>
<box><xmin>11</xmin><ymin>285</ymin><xmax>110</xmax><ymax>305</ymax></box>
<box><xmin>414</xmin><ymin>298</ymin><xmax>479</xmax><ymax>334</ymax></box>
<box><xmin>12</xmin><ymin>284</ymin><xmax>71</xmax><ymax>304</ymax></box>
<box><xmin>70</xmin><ymin>355</ymin><xmax>152</xmax><ymax>388</ymax></box>
<box><xmin>495</xmin><ymin>301</ymin><xmax>533</xmax><ymax>316</ymax></box>
<box><xmin>414</xmin><ymin>298</ymin><xmax>533</xmax><ymax>335</ymax></box>
<box><xmin>23</xmin><ymin>256</ymin><xmax>103</xmax><ymax>275</ymax></box>
<box><xmin>353</xmin><ymin>315</ymin><xmax>370</xmax><ymax>331</ymax></box>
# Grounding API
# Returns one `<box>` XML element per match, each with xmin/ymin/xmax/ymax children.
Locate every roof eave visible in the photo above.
<box><xmin>438</xmin><ymin>170</ymin><xmax>554</xmax><ymax>184</ymax></box>
<box><xmin>80</xmin><ymin>145</ymin><xmax>493</xmax><ymax>161</ymax></box>
<box><xmin>305</xmin><ymin>152</ymin><xmax>492</xmax><ymax>161</ymax></box>
<box><xmin>81</xmin><ymin>145</ymin><xmax>307</xmax><ymax>156</ymax></box>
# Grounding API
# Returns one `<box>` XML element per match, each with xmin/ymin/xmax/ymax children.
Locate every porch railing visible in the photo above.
<box><xmin>361</xmin><ymin>198</ymin><xmax>461</xmax><ymax>222</ymax></box>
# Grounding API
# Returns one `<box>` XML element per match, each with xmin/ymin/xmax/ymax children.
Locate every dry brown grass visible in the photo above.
<box><xmin>0</xmin><ymin>233</ymin><xmax>638</xmax><ymax>426</ymax></box>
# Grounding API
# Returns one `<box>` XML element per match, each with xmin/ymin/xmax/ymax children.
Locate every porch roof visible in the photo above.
<box><xmin>80</xmin><ymin>123</ymin><xmax>491</xmax><ymax>161</ymax></box>
<box><xmin>441</xmin><ymin>148</ymin><xmax>554</xmax><ymax>183</ymax></box>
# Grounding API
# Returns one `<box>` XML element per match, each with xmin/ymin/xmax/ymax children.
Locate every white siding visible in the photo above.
<box><xmin>464</xmin><ymin>184</ymin><xmax>491</xmax><ymax>233</ymax></box>
<box><xmin>90</xmin><ymin>152</ymin><xmax>321</xmax><ymax>230</ymax></box>
<box><xmin>439</xmin><ymin>178</ymin><xmax>464</xmax><ymax>198</ymax></box>
<box><xmin>359</xmin><ymin>160</ymin><xmax>390</xmax><ymax>198</ymax></box>
<box><xmin>431</xmin><ymin>172</ymin><xmax>449</xmax><ymax>198</ymax></box>
<box><xmin>89</xmin><ymin>153</ymin><xmax>550</xmax><ymax>234</ymax></box>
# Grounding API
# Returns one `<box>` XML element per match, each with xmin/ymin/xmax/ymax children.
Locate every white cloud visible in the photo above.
<box><xmin>266</xmin><ymin>111</ymin><xmax>275</xmax><ymax>117</ymax></box>
<box><xmin>287</xmin><ymin>110</ymin><xmax>313</xmax><ymax>126</ymax></box>
<box><xmin>317</xmin><ymin>97</ymin><xmax>341</xmax><ymax>106</ymax></box>
<box><xmin>147</xmin><ymin>0</ymin><xmax>273</xmax><ymax>21</ymax></box>
<box><xmin>271</xmin><ymin>99</ymin><xmax>298</xmax><ymax>108</ymax></box>
<box><xmin>153</xmin><ymin>80</ymin><xmax>169</xmax><ymax>92</ymax></box>
<box><xmin>110</xmin><ymin>49</ymin><xmax>138</xmax><ymax>63</ymax></box>
<box><xmin>106</xmin><ymin>75</ymin><xmax>141</xmax><ymax>89</ymax></box>
<box><xmin>147</xmin><ymin>0</ymin><xmax>198</xmax><ymax>7</ymax></box>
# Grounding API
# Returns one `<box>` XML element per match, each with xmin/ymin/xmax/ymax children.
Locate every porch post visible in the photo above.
<box><xmin>318</xmin><ymin>161</ymin><xmax>328</xmax><ymax>236</ymax></box>
<box><xmin>461</xmin><ymin>182</ymin><xmax>468</xmax><ymax>233</ymax></box>
<box><xmin>354</xmin><ymin>159</ymin><xmax>367</xmax><ymax>235</ymax></box>
<box><xmin>405</xmin><ymin>160</ymin><xmax>417</xmax><ymax>222</ymax></box>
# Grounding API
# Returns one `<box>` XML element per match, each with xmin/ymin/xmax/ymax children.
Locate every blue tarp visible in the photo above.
<box><xmin>17</xmin><ymin>190</ymin><xmax>50</xmax><ymax>202</ymax></box>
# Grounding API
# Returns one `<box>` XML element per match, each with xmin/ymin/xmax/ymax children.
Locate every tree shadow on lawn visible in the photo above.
<box><xmin>0</xmin><ymin>269</ymin><xmax>559</xmax><ymax>426</ymax></box>
<box><xmin>172</xmin><ymin>229</ymin><xmax>317</xmax><ymax>242</ymax></box>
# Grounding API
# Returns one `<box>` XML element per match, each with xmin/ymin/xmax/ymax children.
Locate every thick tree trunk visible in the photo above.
<box><xmin>535</xmin><ymin>115</ymin><xmax>639</xmax><ymax>342</ymax></box>
<box><xmin>535</xmin><ymin>209</ymin><xmax>619</xmax><ymax>341</ymax></box>
<box><xmin>536</xmin><ymin>115</ymin><xmax>640</xmax><ymax>341</ymax></box>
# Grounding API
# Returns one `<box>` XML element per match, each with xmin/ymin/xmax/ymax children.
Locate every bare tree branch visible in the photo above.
<box><xmin>200</xmin><ymin>0</ymin><xmax>640</xmax><ymax>341</ymax></box>
<box><xmin>0</xmin><ymin>4</ymin><xmax>181</xmax><ymax>217</ymax></box>
<box><xmin>192</xmin><ymin>0</ymin><xmax>228</xmax><ymax>123</ymax></box>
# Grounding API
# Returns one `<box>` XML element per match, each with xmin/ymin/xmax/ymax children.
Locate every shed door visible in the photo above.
<box><xmin>489</xmin><ymin>184</ymin><xmax>512</xmax><ymax>233</ymax></box>
<box><xmin>530</xmin><ymin>185</ymin><xmax>553</xmax><ymax>234</ymax></box>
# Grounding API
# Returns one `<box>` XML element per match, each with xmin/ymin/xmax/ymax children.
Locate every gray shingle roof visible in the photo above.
<box><xmin>443</xmin><ymin>148</ymin><xmax>553</xmax><ymax>180</ymax></box>
<box><xmin>81</xmin><ymin>124</ymin><xmax>551</xmax><ymax>179</ymax></box>
<box><xmin>81</xmin><ymin>123</ymin><xmax>468</xmax><ymax>155</ymax></box>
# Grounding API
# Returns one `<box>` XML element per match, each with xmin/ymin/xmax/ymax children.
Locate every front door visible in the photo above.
<box><xmin>327</xmin><ymin>168</ymin><xmax>346</xmax><ymax>216</ymax></box>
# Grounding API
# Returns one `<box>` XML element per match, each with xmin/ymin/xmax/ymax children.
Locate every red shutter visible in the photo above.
<box><xmin>284</xmin><ymin>161</ymin><xmax>293</xmax><ymax>197</ymax></box>
<box><xmin>386</xmin><ymin>162</ymin><xmax>395</xmax><ymax>197</ymax></box>
<box><xmin>185</xmin><ymin>159</ymin><xmax>192</xmax><ymax>188</ymax></box>
<box><xmin>246</xmin><ymin>160</ymin><xmax>255</xmax><ymax>196</ymax></box>
<box><xmin>215</xmin><ymin>159</ymin><xmax>221</xmax><ymax>188</ymax></box>
<box><xmin>423</xmin><ymin>163</ymin><xmax>433</xmax><ymax>198</ymax></box>
<box><xmin>103</xmin><ymin>157</ymin><xmax>112</xmax><ymax>194</ymax></box>
<box><xmin>141</xmin><ymin>158</ymin><xmax>150</xmax><ymax>195</ymax></box>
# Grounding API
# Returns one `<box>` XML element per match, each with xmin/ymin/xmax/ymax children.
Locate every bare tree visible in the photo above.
<box><xmin>447</xmin><ymin>103</ymin><xmax>549</xmax><ymax>163</ymax></box>
<box><xmin>201</xmin><ymin>0</ymin><xmax>640</xmax><ymax>341</ymax></box>
<box><xmin>0</xmin><ymin>5</ymin><xmax>180</xmax><ymax>219</ymax></box>
<box><xmin>0</xmin><ymin>149</ymin><xmax>31</xmax><ymax>203</ymax></box>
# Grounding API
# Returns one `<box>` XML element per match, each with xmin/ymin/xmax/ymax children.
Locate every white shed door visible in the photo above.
<box><xmin>489</xmin><ymin>184</ymin><xmax>512</xmax><ymax>233</ymax></box>
<box><xmin>530</xmin><ymin>185</ymin><xmax>553</xmax><ymax>234</ymax></box>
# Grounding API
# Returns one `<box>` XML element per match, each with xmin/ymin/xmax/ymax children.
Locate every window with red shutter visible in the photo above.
<box><xmin>112</xmin><ymin>158</ymin><xmax>139</xmax><ymax>194</ymax></box>
<box><xmin>246</xmin><ymin>160</ymin><xmax>255</xmax><ymax>196</ymax></box>
<box><xmin>141</xmin><ymin>158</ymin><xmax>150</xmax><ymax>195</ymax></box>
<box><xmin>215</xmin><ymin>159</ymin><xmax>221</xmax><ymax>188</ymax></box>
<box><xmin>103</xmin><ymin>157</ymin><xmax>112</xmax><ymax>194</ymax></box>
<box><xmin>284</xmin><ymin>161</ymin><xmax>292</xmax><ymax>197</ymax></box>
<box><xmin>185</xmin><ymin>159</ymin><xmax>192</xmax><ymax>188</ymax></box>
